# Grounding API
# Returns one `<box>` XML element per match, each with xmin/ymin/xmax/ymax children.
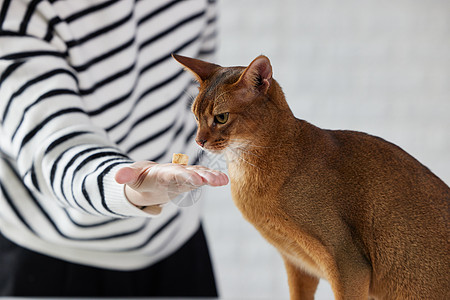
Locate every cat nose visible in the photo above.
<box><xmin>196</xmin><ymin>138</ymin><xmax>207</xmax><ymax>147</ymax></box>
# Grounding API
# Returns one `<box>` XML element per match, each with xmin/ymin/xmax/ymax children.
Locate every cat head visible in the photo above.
<box><xmin>173</xmin><ymin>54</ymin><xmax>280</xmax><ymax>154</ymax></box>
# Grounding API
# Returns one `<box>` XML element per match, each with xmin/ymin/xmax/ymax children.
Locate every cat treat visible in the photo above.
<box><xmin>172</xmin><ymin>153</ymin><xmax>189</xmax><ymax>165</ymax></box>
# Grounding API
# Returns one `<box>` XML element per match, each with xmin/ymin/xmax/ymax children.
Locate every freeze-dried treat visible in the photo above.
<box><xmin>172</xmin><ymin>153</ymin><xmax>189</xmax><ymax>165</ymax></box>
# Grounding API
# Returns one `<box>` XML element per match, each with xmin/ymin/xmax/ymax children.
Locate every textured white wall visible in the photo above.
<box><xmin>202</xmin><ymin>0</ymin><xmax>450</xmax><ymax>299</ymax></box>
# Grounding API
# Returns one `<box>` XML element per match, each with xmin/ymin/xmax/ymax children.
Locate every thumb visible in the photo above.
<box><xmin>115</xmin><ymin>164</ymin><xmax>153</xmax><ymax>188</ymax></box>
<box><xmin>115</xmin><ymin>161</ymin><xmax>157</xmax><ymax>188</ymax></box>
<box><xmin>115</xmin><ymin>166</ymin><xmax>138</xmax><ymax>185</ymax></box>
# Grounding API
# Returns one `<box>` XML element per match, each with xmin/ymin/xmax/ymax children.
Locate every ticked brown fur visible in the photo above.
<box><xmin>173</xmin><ymin>54</ymin><xmax>450</xmax><ymax>300</ymax></box>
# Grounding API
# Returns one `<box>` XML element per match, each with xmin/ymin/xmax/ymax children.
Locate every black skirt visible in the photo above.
<box><xmin>0</xmin><ymin>224</ymin><xmax>218</xmax><ymax>297</ymax></box>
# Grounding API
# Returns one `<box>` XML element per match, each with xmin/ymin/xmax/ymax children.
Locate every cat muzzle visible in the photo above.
<box><xmin>196</xmin><ymin>138</ymin><xmax>207</xmax><ymax>147</ymax></box>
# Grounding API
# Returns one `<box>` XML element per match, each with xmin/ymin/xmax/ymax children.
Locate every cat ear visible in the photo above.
<box><xmin>236</xmin><ymin>55</ymin><xmax>273</xmax><ymax>94</ymax></box>
<box><xmin>172</xmin><ymin>53</ymin><xmax>220</xmax><ymax>82</ymax></box>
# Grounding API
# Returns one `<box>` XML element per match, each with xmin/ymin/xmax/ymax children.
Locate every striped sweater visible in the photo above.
<box><xmin>0</xmin><ymin>0</ymin><xmax>216</xmax><ymax>270</ymax></box>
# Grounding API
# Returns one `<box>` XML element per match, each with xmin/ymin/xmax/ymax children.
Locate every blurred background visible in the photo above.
<box><xmin>201</xmin><ymin>0</ymin><xmax>450</xmax><ymax>299</ymax></box>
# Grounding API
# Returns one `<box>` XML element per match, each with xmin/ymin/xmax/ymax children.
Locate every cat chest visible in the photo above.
<box><xmin>233</xmin><ymin>200</ymin><xmax>326</xmax><ymax>279</ymax></box>
<box><xmin>228</xmin><ymin>165</ymin><xmax>326</xmax><ymax>278</ymax></box>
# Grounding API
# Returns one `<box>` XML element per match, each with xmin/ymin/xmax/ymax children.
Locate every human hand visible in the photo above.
<box><xmin>115</xmin><ymin>161</ymin><xmax>228</xmax><ymax>214</ymax></box>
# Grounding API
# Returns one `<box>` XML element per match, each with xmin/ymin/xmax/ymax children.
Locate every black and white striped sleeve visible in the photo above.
<box><xmin>197</xmin><ymin>0</ymin><xmax>218</xmax><ymax>60</ymax></box>
<box><xmin>0</xmin><ymin>0</ymin><xmax>150</xmax><ymax>218</ymax></box>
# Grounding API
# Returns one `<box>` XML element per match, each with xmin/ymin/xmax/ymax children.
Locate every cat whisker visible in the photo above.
<box><xmin>228</xmin><ymin>139</ymin><xmax>279</xmax><ymax>149</ymax></box>
<box><xmin>225</xmin><ymin>143</ymin><xmax>265</xmax><ymax>171</ymax></box>
<box><xmin>238</xmin><ymin>155</ymin><xmax>263</xmax><ymax>170</ymax></box>
<box><xmin>226</xmin><ymin>148</ymin><xmax>264</xmax><ymax>170</ymax></box>
<box><xmin>229</xmin><ymin>144</ymin><xmax>262</xmax><ymax>159</ymax></box>
<box><xmin>182</xmin><ymin>89</ymin><xmax>196</xmax><ymax>105</ymax></box>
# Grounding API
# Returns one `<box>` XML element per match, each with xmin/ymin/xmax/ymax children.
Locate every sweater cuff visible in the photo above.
<box><xmin>103</xmin><ymin>164</ymin><xmax>162</xmax><ymax>218</ymax></box>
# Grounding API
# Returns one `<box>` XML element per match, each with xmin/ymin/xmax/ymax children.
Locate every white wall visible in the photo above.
<box><xmin>202</xmin><ymin>0</ymin><xmax>450</xmax><ymax>298</ymax></box>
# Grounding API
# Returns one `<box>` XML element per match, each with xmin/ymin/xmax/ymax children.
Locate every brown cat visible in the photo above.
<box><xmin>173</xmin><ymin>54</ymin><xmax>450</xmax><ymax>300</ymax></box>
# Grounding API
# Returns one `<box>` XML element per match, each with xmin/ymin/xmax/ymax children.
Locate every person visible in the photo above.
<box><xmin>0</xmin><ymin>0</ymin><xmax>228</xmax><ymax>297</ymax></box>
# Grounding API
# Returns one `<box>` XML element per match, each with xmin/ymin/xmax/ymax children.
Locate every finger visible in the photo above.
<box><xmin>170</xmin><ymin>167</ymin><xmax>206</xmax><ymax>187</ymax></box>
<box><xmin>185</xmin><ymin>166</ymin><xmax>229</xmax><ymax>186</ymax></box>
<box><xmin>190</xmin><ymin>169</ymin><xmax>229</xmax><ymax>186</ymax></box>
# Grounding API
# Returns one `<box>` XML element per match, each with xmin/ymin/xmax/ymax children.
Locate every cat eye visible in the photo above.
<box><xmin>214</xmin><ymin>113</ymin><xmax>229</xmax><ymax>124</ymax></box>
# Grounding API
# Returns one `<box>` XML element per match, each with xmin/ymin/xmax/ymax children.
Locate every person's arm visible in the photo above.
<box><xmin>0</xmin><ymin>1</ymin><xmax>226</xmax><ymax>218</ymax></box>
<box><xmin>0</xmin><ymin>36</ymin><xmax>143</xmax><ymax>217</ymax></box>
<box><xmin>114</xmin><ymin>0</ymin><xmax>226</xmax><ymax>213</ymax></box>
<box><xmin>197</xmin><ymin>0</ymin><xmax>218</xmax><ymax>61</ymax></box>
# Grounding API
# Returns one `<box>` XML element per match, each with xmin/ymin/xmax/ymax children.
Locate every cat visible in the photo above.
<box><xmin>173</xmin><ymin>53</ymin><xmax>450</xmax><ymax>300</ymax></box>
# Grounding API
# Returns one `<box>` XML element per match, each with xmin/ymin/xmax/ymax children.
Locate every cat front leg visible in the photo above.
<box><xmin>283</xmin><ymin>257</ymin><xmax>319</xmax><ymax>300</ymax></box>
<box><xmin>327</xmin><ymin>257</ymin><xmax>372</xmax><ymax>300</ymax></box>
